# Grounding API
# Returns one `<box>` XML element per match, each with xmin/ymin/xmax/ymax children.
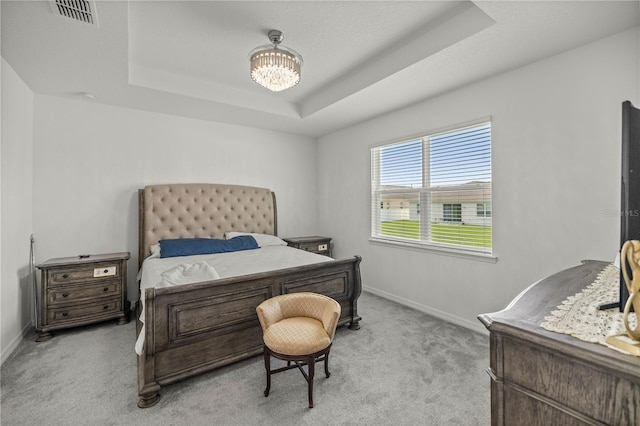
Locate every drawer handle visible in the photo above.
<box><xmin>62</xmin><ymin>274</ymin><xmax>69</xmax><ymax>279</ymax></box>
<box><xmin>103</xmin><ymin>287</ymin><xmax>109</xmax><ymax>292</ymax></box>
<box><xmin>62</xmin><ymin>293</ymin><xmax>69</xmax><ymax>298</ymax></box>
<box><xmin>62</xmin><ymin>312</ymin><xmax>68</xmax><ymax>317</ymax></box>
<box><xmin>103</xmin><ymin>305</ymin><xmax>109</xmax><ymax>310</ymax></box>
<box><xmin>103</xmin><ymin>269</ymin><xmax>109</xmax><ymax>274</ymax></box>
<box><xmin>485</xmin><ymin>368</ymin><xmax>501</xmax><ymax>383</ymax></box>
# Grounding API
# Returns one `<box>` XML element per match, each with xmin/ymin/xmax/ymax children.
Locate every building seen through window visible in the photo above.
<box><xmin>371</xmin><ymin>122</ymin><xmax>492</xmax><ymax>253</ymax></box>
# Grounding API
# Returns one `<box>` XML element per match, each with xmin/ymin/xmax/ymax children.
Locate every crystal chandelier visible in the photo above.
<box><xmin>249</xmin><ymin>30</ymin><xmax>303</xmax><ymax>92</ymax></box>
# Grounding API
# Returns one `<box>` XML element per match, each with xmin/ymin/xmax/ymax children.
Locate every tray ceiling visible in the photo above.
<box><xmin>2</xmin><ymin>1</ymin><xmax>639</xmax><ymax>137</ymax></box>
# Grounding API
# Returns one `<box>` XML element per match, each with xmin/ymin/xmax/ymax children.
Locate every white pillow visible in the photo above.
<box><xmin>225</xmin><ymin>232</ymin><xmax>287</xmax><ymax>247</ymax></box>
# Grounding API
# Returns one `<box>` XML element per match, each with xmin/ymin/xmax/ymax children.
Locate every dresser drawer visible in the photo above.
<box><xmin>502</xmin><ymin>336</ymin><xmax>640</xmax><ymax>424</ymax></box>
<box><xmin>47</xmin><ymin>298</ymin><xmax>122</xmax><ymax>324</ymax></box>
<box><xmin>47</xmin><ymin>280</ymin><xmax>121</xmax><ymax>305</ymax></box>
<box><xmin>48</xmin><ymin>262</ymin><xmax>121</xmax><ymax>284</ymax></box>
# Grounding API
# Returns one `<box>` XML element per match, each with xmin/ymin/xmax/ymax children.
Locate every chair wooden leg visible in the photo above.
<box><xmin>262</xmin><ymin>345</ymin><xmax>332</xmax><ymax>407</ymax></box>
<box><xmin>324</xmin><ymin>349</ymin><xmax>331</xmax><ymax>378</ymax></box>
<box><xmin>307</xmin><ymin>354</ymin><xmax>315</xmax><ymax>408</ymax></box>
<box><xmin>263</xmin><ymin>346</ymin><xmax>271</xmax><ymax>397</ymax></box>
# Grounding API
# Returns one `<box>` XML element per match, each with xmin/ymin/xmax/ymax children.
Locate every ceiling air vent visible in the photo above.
<box><xmin>49</xmin><ymin>0</ymin><xmax>98</xmax><ymax>26</ymax></box>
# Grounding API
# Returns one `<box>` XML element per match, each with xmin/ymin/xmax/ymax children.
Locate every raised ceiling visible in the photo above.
<box><xmin>2</xmin><ymin>1</ymin><xmax>639</xmax><ymax>137</ymax></box>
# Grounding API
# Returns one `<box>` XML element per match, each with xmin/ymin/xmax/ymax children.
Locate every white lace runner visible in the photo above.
<box><xmin>541</xmin><ymin>263</ymin><xmax>638</xmax><ymax>354</ymax></box>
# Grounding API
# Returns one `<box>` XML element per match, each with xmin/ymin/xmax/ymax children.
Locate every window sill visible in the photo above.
<box><xmin>368</xmin><ymin>237</ymin><xmax>498</xmax><ymax>263</ymax></box>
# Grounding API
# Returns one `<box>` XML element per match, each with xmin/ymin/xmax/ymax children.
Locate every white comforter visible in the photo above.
<box><xmin>135</xmin><ymin>246</ymin><xmax>332</xmax><ymax>354</ymax></box>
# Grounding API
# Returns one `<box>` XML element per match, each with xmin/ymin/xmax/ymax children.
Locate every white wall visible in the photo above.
<box><xmin>32</xmin><ymin>97</ymin><xmax>318</xmax><ymax>302</ymax></box>
<box><xmin>5</xmin><ymin>25</ymin><xmax>639</xmax><ymax>363</ymax></box>
<box><xmin>318</xmin><ymin>28</ymin><xmax>640</xmax><ymax>332</ymax></box>
<box><xmin>1</xmin><ymin>58</ymin><xmax>34</xmax><ymax>363</ymax></box>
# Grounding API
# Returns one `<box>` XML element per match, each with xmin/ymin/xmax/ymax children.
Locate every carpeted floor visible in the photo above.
<box><xmin>0</xmin><ymin>291</ymin><xmax>490</xmax><ymax>425</ymax></box>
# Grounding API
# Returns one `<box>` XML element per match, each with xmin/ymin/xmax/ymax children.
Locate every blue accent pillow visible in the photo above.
<box><xmin>159</xmin><ymin>236</ymin><xmax>258</xmax><ymax>258</ymax></box>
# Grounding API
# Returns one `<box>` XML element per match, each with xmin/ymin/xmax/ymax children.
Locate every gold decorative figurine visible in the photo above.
<box><xmin>606</xmin><ymin>240</ymin><xmax>640</xmax><ymax>356</ymax></box>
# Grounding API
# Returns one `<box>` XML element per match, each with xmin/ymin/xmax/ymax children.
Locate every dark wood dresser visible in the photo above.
<box><xmin>36</xmin><ymin>252</ymin><xmax>130</xmax><ymax>341</ymax></box>
<box><xmin>478</xmin><ymin>260</ymin><xmax>640</xmax><ymax>425</ymax></box>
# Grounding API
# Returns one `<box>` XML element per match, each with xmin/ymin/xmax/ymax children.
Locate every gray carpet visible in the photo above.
<box><xmin>1</xmin><ymin>292</ymin><xmax>490</xmax><ymax>425</ymax></box>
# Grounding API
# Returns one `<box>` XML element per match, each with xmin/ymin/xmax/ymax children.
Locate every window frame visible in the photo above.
<box><xmin>369</xmin><ymin>119</ymin><xmax>496</xmax><ymax>262</ymax></box>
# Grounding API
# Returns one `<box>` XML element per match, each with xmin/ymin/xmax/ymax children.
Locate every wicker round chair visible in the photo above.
<box><xmin>256</xmin><ymin>292</ymin><xmax>341</xmax><ymax>408</ymax></box>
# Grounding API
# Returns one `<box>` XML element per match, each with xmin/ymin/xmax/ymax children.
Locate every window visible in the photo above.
<box><xmin>443</xmin><ymin>203</ymin><xmax>462</xmax><ymax>222</ymax></box>
<box><xmin>477</xmin><ymin>203</ymin><xmax>491</xmax><ymax>218</ymax></box>
<box><xmin>371</xmin><ymin>122</ymin><xmax>492</xmax><ymax>253</ymax></box>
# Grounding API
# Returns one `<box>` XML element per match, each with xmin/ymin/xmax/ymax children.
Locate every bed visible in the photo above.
<box><xmin>135</xmin><ymin>183</ymin><xmax>362</xmax><ymax>408</ymax></box>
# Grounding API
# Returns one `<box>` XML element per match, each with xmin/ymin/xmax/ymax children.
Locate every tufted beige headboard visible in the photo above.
<box><xmin>138</xmin><ymin>183</ymin><xmax>277</xmax><ymax>264</ymax></box>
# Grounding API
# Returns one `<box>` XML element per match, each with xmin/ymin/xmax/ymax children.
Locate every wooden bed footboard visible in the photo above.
<box><xmin>137</xmin><ymin>255</ymin><xmax>362</xmax><ymax>408</ymax></box>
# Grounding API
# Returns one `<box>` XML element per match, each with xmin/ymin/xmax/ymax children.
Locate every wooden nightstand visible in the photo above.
<box><xmin>35</xmin><ymin>252</ymin><xmax>130</xmax><ymax>342</ymax></box>
<box><xmin>283</xmin><ymin>236</ymin><xmax>332</xmax><ymax>257</ymax></box>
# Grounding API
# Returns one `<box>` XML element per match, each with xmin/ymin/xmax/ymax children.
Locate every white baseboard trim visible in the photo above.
<box><xmin>362</xmin><ymin>285</ymin><xmax>489</xmax><ymax>336</ymax></box>
<box><xmin>1</xmin><ymin>321</ymin><xmax>33</xmax><ymax>366</ymax></box>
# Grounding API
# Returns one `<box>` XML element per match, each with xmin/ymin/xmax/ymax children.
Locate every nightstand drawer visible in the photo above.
<box><xmin>283</xmin><ymin>236</ymin><xmax>332</xmax><ymax>257</ymax></box>
<box><xmin>48</xmin><ymin>262</ymin><xmax>122</xmax><ymax>284</ymax></box>
<box><xmin>299</xmin><ymin>242</ymin><xmax>329</xmax><ymax>253</ymax></box>
<box><xmin>47</xmin><ymin>298</ymin><xmax>122</xmax><ymax>324</ymax></box>
<box><xmin>47</xmin><ymin>280</ymin><xmax>121</xmax><ymax>305</ymax></box>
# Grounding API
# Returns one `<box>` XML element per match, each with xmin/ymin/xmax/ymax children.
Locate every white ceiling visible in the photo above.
<box><xmin>2</xmin><ymin>1</ymin><xmax>639</xmax><ymax>137</ymax></box>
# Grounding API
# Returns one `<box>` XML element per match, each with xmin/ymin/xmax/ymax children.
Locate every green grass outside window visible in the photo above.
<box><xmin>380</xmin><ymin>220</ymin><xmax>491</xmax><ymax>248</ymax></box>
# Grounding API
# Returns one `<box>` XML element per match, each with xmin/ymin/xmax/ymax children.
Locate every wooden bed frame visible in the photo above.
<box><xmin>136</xmin><ymin>183</ymin><xmax>362</xmax><ymax>408</ymax></box>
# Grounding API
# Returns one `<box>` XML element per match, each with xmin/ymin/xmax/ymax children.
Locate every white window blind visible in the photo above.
<box><xmin>371</xmin><ymin>122</ymin><xmax>492</xmax><ymax>254</ymax></box>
